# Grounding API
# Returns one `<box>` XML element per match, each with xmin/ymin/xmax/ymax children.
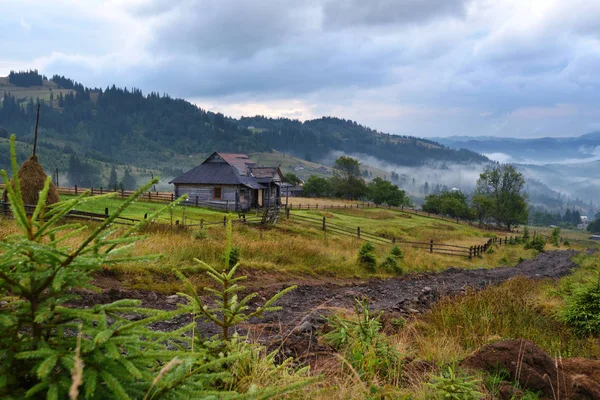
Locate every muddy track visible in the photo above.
<box><xmin>80</xmin><ymin>250</ymin><xmax>579</xmax><ymax>347</ymax></box>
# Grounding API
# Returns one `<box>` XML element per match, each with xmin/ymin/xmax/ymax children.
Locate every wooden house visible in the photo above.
<box><xmin>169</xmin><ymin>152</ymin><xmax>285</xmax><ymax>211</ymax></box>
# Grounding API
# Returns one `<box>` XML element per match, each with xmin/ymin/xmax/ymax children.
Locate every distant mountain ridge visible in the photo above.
<box><xmin>434</xmin><ymin>132</ymin><xmax>600</xmax><ymax>164</ymax></box>
<box><xmin>0</xmin><ymin>71</ymin><xmax>488</xmax><ymax>173</ymax></box>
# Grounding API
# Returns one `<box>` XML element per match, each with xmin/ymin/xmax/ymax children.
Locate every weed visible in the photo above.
<box><xmin>323</xmin><ymin>298</ymin><xmax>404</xmax><ymax>388</ymax></box>
<box><xmin>426</xmin><ymin>362</ymin><xmax>484</xmax><ymax>399</ymax></box>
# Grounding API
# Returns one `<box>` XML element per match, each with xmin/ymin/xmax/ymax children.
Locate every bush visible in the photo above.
<box><xmin>323</xmin><ymin>298</ymin><xmax>403</xmax><ymax>388</ymax></box>
<box><xmin>358</xmin><ymin>242</ymin><xmax>377</xmax><ymax>272</ymax></box>
<box><xmin>390</xmin><ymin>245</ymin><xmax>404</xmax><ymax>259</ymax></box>
<box><xmin>380</xmin><ymin>255</ymin><xmax>403</xmax><ymax>274</ymax></box>
<box><xmin>427</xmin><ymin>363</ymin><xmax>484</xmax><ymax>399</ymax></box>
<box><xmin>551</xmin><ymin>227</ymin><xmax>561</xmax><ymax>247</ymax></box>
<box><xmin>193</xmin><ymin>229</ymin><xmax>208</xmax><ymax>240</ymax></box>
<box><xmin>563</xmin><ymin>239</ymin><xmax>570</xmax><ymax>246</ymax></box>
<box><xmin>560</xmin><ymin>278</ymin><xmax>600</xmax><ymax>336</ymax></box>
<box><xmin>525</xmin><ymin>235</ymin><xmax>546</xmax><ymax>252</ymax></box>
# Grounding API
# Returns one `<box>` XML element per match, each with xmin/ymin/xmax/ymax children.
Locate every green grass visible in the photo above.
<box><xmin>61</xmin><ymin>193</ymin><xmax>227</xmax><ymax>224</ymax></box>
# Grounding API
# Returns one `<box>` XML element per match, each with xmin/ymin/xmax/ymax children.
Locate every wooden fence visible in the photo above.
<box><xmin>286</xmin><ymin>210</ymin><xmax>525</xmax><ymax>259</ymax></box>
<box><xmin>0</xmin><ymin>184</ymin><xmax>517</xmax><ymax>231</ymax></box>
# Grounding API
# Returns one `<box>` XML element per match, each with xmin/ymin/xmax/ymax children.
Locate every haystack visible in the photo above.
<box><xmin>2</xmin><ymin>155</ymin><xmax>60</xmax><ymax>206</ymax></box>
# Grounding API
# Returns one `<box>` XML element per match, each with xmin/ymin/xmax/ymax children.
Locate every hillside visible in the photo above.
<box><xmin>435</xmin><ymin>133</ymin><xmax>600</xmax><ymax>164</ymax></box>
<box><xmin>0</xmin><ymin>71</ymin><xmax>488</xmax><ymax>178</ymax></box>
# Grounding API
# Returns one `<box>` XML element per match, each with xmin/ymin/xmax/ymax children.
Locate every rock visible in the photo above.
<box><xmin>297</xmin><ymin>320</ymin><xmax>314</xmax><ymax>333</ymax></box>
<box><xmin>165</xmin><ymin>295</ymin><xmax>179</xmax><ymax>304</ymax></box>
<box><xmin>408</xmin><ymin>308</ymin><xmax>420</xmax><ymax>314</ymax></box>
<box><xmin>422</xmin><ymin>286</ymin><xmax>432</xmax><ymax>293</ymax></box>
<box><xmin>461</xmin><ymin>339</ymin><xmax>600</xmax><ymax>399</ymax></box>
<box><xmin>147</xmin><ymin>292</ymin><xmax>158</xmax><ymax>302</ymax></box>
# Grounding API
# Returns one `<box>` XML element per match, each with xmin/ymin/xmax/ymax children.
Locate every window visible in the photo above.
<box><xmin>213</xmin><ymin>187</ymin><xmax>222</xmax><ymax>200</ymax></box>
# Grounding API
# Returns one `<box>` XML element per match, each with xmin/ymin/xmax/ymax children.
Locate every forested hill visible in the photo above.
<box><xmin>0</xmin><ymin>71</ymin><xmax>487</xmax><ymax>169</ymax></box>
<box><xmin>240</xmin><ymin>116</ymin><xmax>488</xmax><ymax>165</ymax></box>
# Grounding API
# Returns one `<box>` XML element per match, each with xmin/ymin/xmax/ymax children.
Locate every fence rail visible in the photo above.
<box><xmin>0</xmin><ymin>184</ymin><xmax>520</xmax><ymax>232</ymax></box>
<box><xmin>286</xmin><ymin>210</ymin><xmax>526</xmax><ymax>259</ymax></box>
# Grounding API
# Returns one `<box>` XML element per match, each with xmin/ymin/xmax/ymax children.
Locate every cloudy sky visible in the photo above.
<box><xmin>2</xmin><ymin>0</ymin><xmax>600</xmax><ymax>138</ymax></box>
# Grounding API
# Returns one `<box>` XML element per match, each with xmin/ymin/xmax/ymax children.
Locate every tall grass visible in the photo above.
<box><xmin>408</xmin><ymin>277</ymin><xmax>599</xmax><ymax>361</ymax></box>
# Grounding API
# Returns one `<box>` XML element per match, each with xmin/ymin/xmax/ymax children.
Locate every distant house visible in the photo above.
<box><xmin>169</xmin><ymin>152</ymin><xmax>284</xmax><ymax>211</ymax></box>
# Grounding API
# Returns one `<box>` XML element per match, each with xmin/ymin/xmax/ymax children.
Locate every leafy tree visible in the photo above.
<box><xmin>471</xmin><ymin>192</ymin><xmax>494</xmax><ymax>225</ymax></box>
<box><xmin>302</xmin><ymin>175</ymin><xmax>332</xmax><ymax>197</ymax></box>
<box><xmin>283</xmin><ymin>172</ymin><xmax>302</xmax><ymax>186</ymax></box>
<box><xmin>423</xmin><ymin>190</ymin><xmax>472</xmax><ymax>220</ymax></box>
<box><xmin>331</xmin><ymin>156</ymin><xmax>367</xmax><ymax>200</ymax></box>
<box><xmin>587</xmin><ymin>220</ymin><xmax>600</xmax><ymax>234</ymax></box>
<box><xmin>107</xmin><ymin>165</ymin><xmax>119</xmax><ymax>190</ymax></box>
<box><xmin>367</xmin><ymin>177</ymin><xmax>410</xmax><ymax>206</ymax></box>
<box><xmin>476</xmin><ymin>165</ymin><xmax>529</xmax><ymax>231</ymax></box>
<box><xmin>121</xmin><ymin>167</ymin><xmax>137</xmax><ymax>190</ymax></box>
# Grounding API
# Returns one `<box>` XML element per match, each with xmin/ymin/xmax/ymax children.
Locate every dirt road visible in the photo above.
<box><xmin>82</xmin><ymin>250</ymin><xmax>579</xmax><ymax>346</ymax></box>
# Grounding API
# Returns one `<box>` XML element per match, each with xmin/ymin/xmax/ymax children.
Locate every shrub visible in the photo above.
<box><xmin>523</xmin><ymin>226</ymin><xmax>530</xmax><ymax>241</ymax></box>
<box><xmin>390</xmin><ymin>245</ymin><xmax>404</xmax><ymax>259</ymax></box>
<box><xmin>525</xmin><ymin>235</ymin><xmax>546</xmax><ymax>252</ymax></box>
<box><xmin>560</xmin><ymin>277</ymin><xmax>600</xmax><ymax>336</ymax></box>
<box><xmin>563</xmin><ymin>239</ymin><xmax>570</xmax><ymax>246</ymax></box>
<box><xmin>358</xmin><ymin>242</ymin><xmax>377</xmax><ymax>272</ymax></box>
<box><xmin>193</xmin><ymin>229</ymin><xmax>208</xmax><ymax>240</ymax></box>
<box><xmin>427</xmin><ymin>363</ymin><xmax>484</xmax><ymax>400</ymax></box>
<box><xmin>551</xmin><ymin>227</ymin><xmax>561</xmax><ymax>247</ymax></box>
<box><xmin>323</xmin><ymin>298</ymin><xmax>403</xmax><ymax>387</ymax></box>
<box><xmin>380</xmin><ymin>255</ymin><xmax>403</xmax><ymax>274</ymax></box>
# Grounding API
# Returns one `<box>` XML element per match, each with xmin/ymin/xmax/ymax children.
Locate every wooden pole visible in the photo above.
<box><xmin>33</xmin><ymin>103</ymin><xmax>40</xmax><ymax>156</ymax></box>
<box><xmin>430</xmin><ymin>239</ymin><xmax>434</xmax><ymax>253</ymax></box>
<box><xmin>322</xmin><ymin>217</ymin><xmax>326</xmax><ymax>231</ymax></box>
<box><xmin>357</xmin><ymin>226</ymin><xmax>361</xmax><ymax>238</ymax></box>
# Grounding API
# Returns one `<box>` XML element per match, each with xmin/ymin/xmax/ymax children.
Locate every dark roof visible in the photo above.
<box><xmin>170</xmin><ymin>152</ymin><xmax>278</xmax><ymax>189</ymax></box>
<box><xmin>169</xmin><ymin>163</ymin><xmax>260</xmax><ymax>187</ymax></box>
<box><xmin>250</xmin><ymin>166</ymin><xmax>277</xmax><ymax>179</ymax></box>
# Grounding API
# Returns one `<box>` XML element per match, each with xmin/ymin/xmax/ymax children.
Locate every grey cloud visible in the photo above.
<box><xmin>135</xmin><ymin>0</ymin><xmax>319</xmax><ymax>59</ymax></box>
<box><xmin>322</xmin><ymin>0</ymin><xmax>470</xmax><ymax>28</ymax></box>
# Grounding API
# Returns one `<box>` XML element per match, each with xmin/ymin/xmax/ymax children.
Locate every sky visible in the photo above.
<box><xmin>1</xmin><ymin>0</ymin><xmax>600</xmax><ymax>138</ymax></box>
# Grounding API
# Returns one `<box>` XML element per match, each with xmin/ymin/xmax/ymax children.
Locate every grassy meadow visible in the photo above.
<box><xmin>2</xmin><ymin>193</ymin><xmax>585</xmax><ymax>294</ymax></box>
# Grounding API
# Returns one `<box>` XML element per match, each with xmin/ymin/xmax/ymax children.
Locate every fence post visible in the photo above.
<box><xmin>357</xmin><ymin>226</ymin><xmax>361</xmax><ymax>239</ymax></box>
<box><xmin>175</xmin><ymin>220</ymin><xmax>179</xmax><ymax>225</ymax></box>
<box><xmin>200</xmin><ymin>219</ymin><xmax>204</xmax><ymax>229</ymax></box>
<box><xmin>171</xmin><ymin>193</ymin><xmax>174</xmax><ymax>201</ymax></box>
<box><xmin>286</xmin><ymin>207</ymin><xmax>290</xmax><ymax>219</ymax></box>
<box><xmin>104</xmin><ymin>207</ymin><xmax>108</xmax><ymax>216</ymax></box>
<box><xmin>469</xmin><ymin>246</ymin><xmax>473</xmax><ymax>260</ymax></box>
<box><xmin>144</xmin><ymin>213</ymin><xmax>147</xmax><ymax>219</ymax></box>
<box><xmin>100</xmin><ymin>187</ymin><xmax>103</xmax><ymax>194</ymax></box>
<box><xmin>223</xmin><ymin>216</ymin><xmax>227</xmax><ymax>227</ymax></box>
<box><xmin>121</xmin><ymin>189</ymin><xmax>124</xmax><ymax>197</ymax></box>
<box><xmin>322</xmin><ymin>217</ymin><xmax>326</xmax><ymax>231</ymax></box>
<box><xmin>75</xmin><ymin>185</ymin><xmax>78</xmax><ymax>195</ymax></box>
<box><xmin>505</xmin><ymin>236</ymin><xmax>508</xmax><ymax>245</ymax></box>
<box><xmin>430</xmin><ymin>239</ymin><xmax>433</xmax><ymax>253</ymax></box>
<box><xmin>392</xmin><ymin>237</ymin><xmax>396</xmax><ymax>243</ymax></box>
<box><xmin>148</xmin><ymin>192</ymin><xmax>151</xmax><ymax>201</ymax></box>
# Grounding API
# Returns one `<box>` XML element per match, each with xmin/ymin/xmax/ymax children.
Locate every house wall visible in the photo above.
<box><xmin>174</xmin><ymin>184</ymin><xmax>250</xmax><ymax>210</ymax></box>
<box><xmin>262</xmin><ymin>184</ymin><xmax>281</xmax><ymax>207</ymax></box>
